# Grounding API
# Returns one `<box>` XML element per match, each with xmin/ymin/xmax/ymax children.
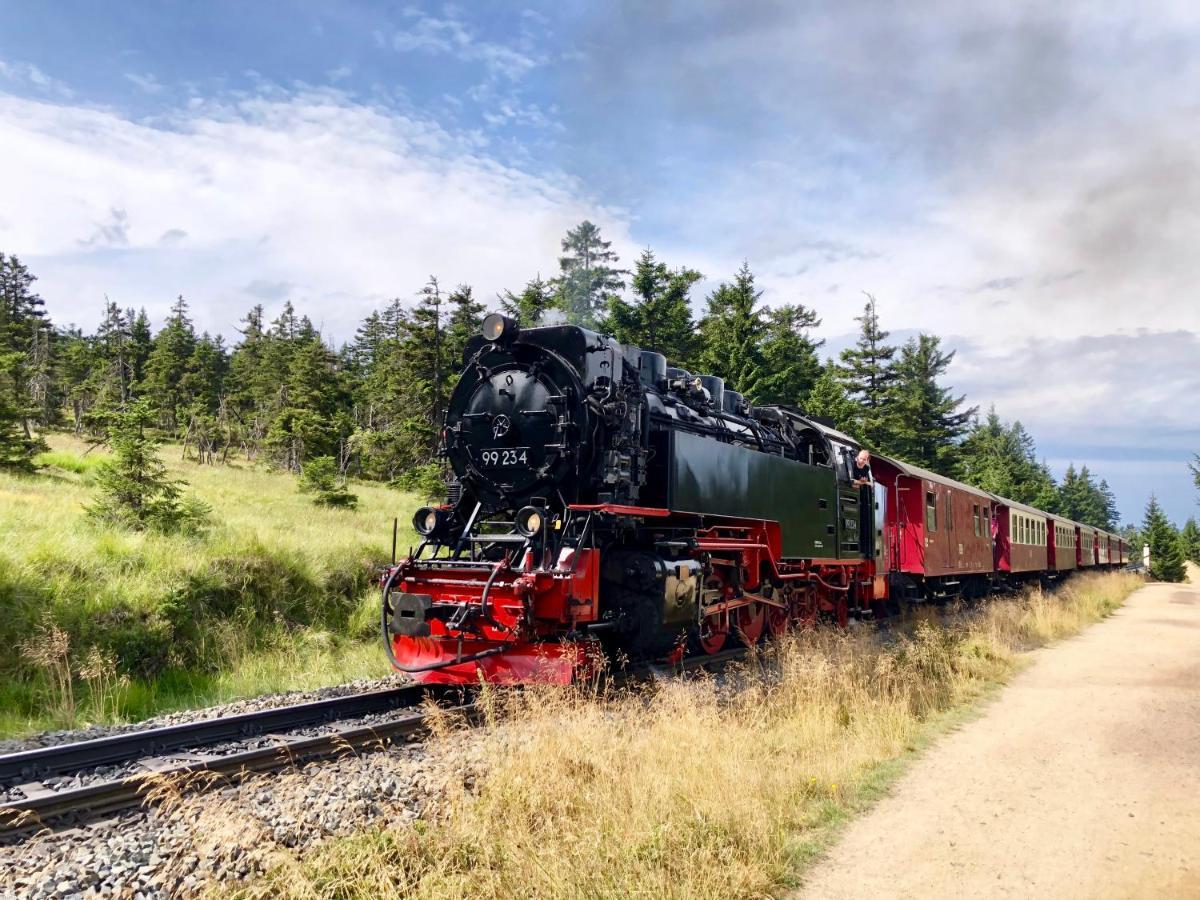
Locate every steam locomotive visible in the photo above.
<box><xmin>380</xmin><ymin>313</ymin><xmax>1126</xmax><ymax>684</ymax></box>
<box><xmin>380</xmin><ymin>313</ymin><xmax>888</xmax><ymax>684</ymax></box>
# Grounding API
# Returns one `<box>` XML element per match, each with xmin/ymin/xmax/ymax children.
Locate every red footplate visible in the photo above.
<box><xmin>391</xmin><ymin>635</ymin><xmax>599</xmax><ymax>685</ymax></box>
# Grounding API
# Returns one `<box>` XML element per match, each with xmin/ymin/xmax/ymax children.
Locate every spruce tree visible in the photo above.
<box><xmin>128</xmin><ymin>308</ymin><xmax>153</xmax><ymax>392</ymax></box>
<box><xmin>804</xmin><ymin>362</ymin><xmax>858</xmax><ymax>434</ymax></box>
<box><xmin>499</xmin><ymin>275</ymin><xmax>555</xmax><ymax>327</ymax></box>
<box><xmin>888</xmin><ymin>333</ymin><xmax>975</xmax><ymax>476</ymax></box>
<box><xmin>266</xmin><ymin>336</ymin><xmax>348</xmax><ymax>472</ymax></box>
<box><xmin>553</xmin><ymin>221</ymin><xmax>626</xmax><ymax>328</ymax></box>
<box><xmin>602</xmin><ymin>249</ymin><xmax>700</xmax><ymax>365</ymax></box>
<box><xmin>696</xmin><ymin>262</ymin><xmax>768</xmax><ymax>400</ymax></box>
<box><xmin>1180</xmin><ymin>517</ymin><xmax>1200</xmax><ymax>565</ymax></box>
<box><xmin>0</xmin><ymin>253</ymin><xmax>49</xmax><ymax>467</ymax></box>
<box><xmin>1142</xmin><ymin>494</ymin><xmax>1185</xmax><ymax>582</ymax></box>
<box><xmin>444</xmin><ymin>284</ymin><xmax>485</xmax><ymax>371</ymax></box>
<box><xmin>838</xmin><ymin>293</ymin><xmax>896</xmax><ymax>448</ymax></box>
<box><xmin>142</xmin><ymin>295</ymin><xmax>197</xmax><ymax>431</ymax></box>
<box><xmin>87</xmin><ymin>400</ymin><xmax>210</xmax><ymax>534</ymax></box>
<box><xmin>757</xmin><ymin>303</ymin><xmax>823</xmax><ymax>406</ymax></box>
<box><xmin>298</xmin><ymin>455</ymin><xmax>357</xmax><ymax>508</ymax></box>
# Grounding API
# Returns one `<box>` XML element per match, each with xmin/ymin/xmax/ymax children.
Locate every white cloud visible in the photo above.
<box><xmin>390</xmin><ymin>11</ymin><xmax>538</xmax><ymax>81</ymax></box>
<box><xmin>0</xmin><ymin>88</ymin><xmax>630</xmax><ymax>340</ymax></box>
<box><xmin>0</xmin><ymin>59</ymin><xmax>74</xmax><ymax>98</ymax></box>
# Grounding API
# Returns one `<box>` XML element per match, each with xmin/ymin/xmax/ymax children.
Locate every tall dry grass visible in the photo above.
<box><xmin>237</xmin><ymin>571</ymin><xmax>1143</xmax><ymax>900</ymax></box>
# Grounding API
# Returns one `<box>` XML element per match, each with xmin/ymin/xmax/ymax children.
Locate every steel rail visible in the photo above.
<box><xmin>0</xmin><ymin>700</ymin><xmax>476</xmax><ymax>840</ymax></box>
<box><xmin>0</xmin><ymin>684</ymin><xmax>460</xmax><ymax>786</ymax></box>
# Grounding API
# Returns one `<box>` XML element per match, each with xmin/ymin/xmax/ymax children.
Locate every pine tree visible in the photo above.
<box><xmin>888</xmin><ymin>333</ymin><xmax>975</xmax><ymax>476</ymax></box>
<box><xmin>602</xmin><ymin>249</ymin><xmax>700</xmax><ymax>365</ymax></box>
<box><xmin>838</xmin><ymin>293</ymin><xmax>896</xmax><ymax>448</ymax></box>
<box><xmin>0</xmin><ymin>253</ymin><xmax>49</xmax><ymax>467</ymax></box>
<box><xmin>1191</xmin><ymin>453</ymin><xmax>1200</xmax><ymax>498</ymax></box>
<box><xmin>553</xmin><ymin>221</ymin><xmax>626</xmax><ymax>328</ymax></box>
<box><xmin>756</xmin><ymin>303</ymin><xmax>823</xmax><ymax>407</ymax></box>
<box><xmin>1180</xmin><ymin>517</ymin><xmax>1200</xmax><ymax>565</ymax></box>
<box><xmin>804</xmin><ymin>362</ymin><xmax>858</xmax><ymax>433</ymax></box>
<box><xmin>1142</xmin><ymin>494</ymin><xmax>1185</xmax><ymax>582</ymax></box>
<box><xmin>142</xmin><ymin>295</ymin><xmax>197</xmax><ymax>431</ymax></box>
<box><xmin>696</xmin><ymin>262</ymin><xmax>768</xmax><ymax>400</ymax></box>
<box><xmin>499</xmin><ymin>275</ymin><xmax>555</xmax><ymax>327</ymax></box>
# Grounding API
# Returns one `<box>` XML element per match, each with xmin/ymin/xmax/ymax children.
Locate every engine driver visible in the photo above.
<box><xmin>851</xmin><ymin>449</ymin><xmax>873</xmax><ymax>486</ymax></box>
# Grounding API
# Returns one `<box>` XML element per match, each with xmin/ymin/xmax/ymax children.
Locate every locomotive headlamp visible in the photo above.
<box><xmin>413</xmin><ymin>507</ymin><xmax>440</xmax><ymax>536</ymax></box>
<box><xmin>515</xmin><ymin>506</ymin><xmax>544</xmax><ymax>537</ymax></box>
<box><xmin>482</xmin><ymin>313</ymin><xmax>519</xmax><ymax>343</ymax></box>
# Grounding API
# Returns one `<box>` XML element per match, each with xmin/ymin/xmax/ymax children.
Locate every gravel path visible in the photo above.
<box><xmin>0</xmin><ymin>675</ymin><xmax>408</xmax><ymax>755</ymax></box>
<box><xmin>798</xmin><ymin>570</ymin><xmax>1200</xmax><ymax>899</ymax></box>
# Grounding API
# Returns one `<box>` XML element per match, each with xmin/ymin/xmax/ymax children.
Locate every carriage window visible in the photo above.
<box><xmin>973</xmin><ymin>504</ymin><xmax>980</xmax><ymax>537</ymax></box>
<box><xmin>925</xmin><ymin>491</ymin><xmax>937</xmax><ymax>532</ymax></box>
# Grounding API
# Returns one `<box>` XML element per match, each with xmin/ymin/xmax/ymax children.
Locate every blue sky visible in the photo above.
<box><xmin>1</xmin><ymin>1</ymin><xmax>1198</xmax><ymax>525</ymax></box>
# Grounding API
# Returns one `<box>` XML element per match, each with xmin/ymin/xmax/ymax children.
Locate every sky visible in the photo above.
<box><xmin>1</xmin><ymin>0</ymin><xmax>1198</xmax><ymax>525</ymax></box>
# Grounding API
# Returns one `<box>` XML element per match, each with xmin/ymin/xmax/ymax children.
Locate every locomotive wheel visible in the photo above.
<box><xmin>698</xmin><ymin>612</ymin><xmax>729</xmax><ymax>654</ymax></box>
<box><xmin>735</xmin><ymin>602</ymin><xmax>765</xmax><ymax>646</ymax></box>
<box><xmin>766</xmin><ymin>602</ymin><xmax>790</xmax><ymax>638</ymax></box>
<box><xmin>697</xmin><ymin>572</ymin><xmax>730</xmax><ymax>654</ymax></box>
<box><xmin>795</xmin><ymin>586</ymin><xmax>819</xmax><ymax>629</ymax></box>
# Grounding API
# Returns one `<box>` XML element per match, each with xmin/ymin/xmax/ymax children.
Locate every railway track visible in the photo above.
<box><xmin>0</xmin><ymin>683</ymin><xmax>472</xmax><ymax>841</ymax></box>
<box><xmin>0</xmin><ymin>639</ymin><xmax>881</xmax><ymax>841</ymax></box>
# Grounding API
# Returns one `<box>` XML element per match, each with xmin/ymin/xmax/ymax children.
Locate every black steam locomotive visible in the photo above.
<box><xmin>382</xmin><ymin>313</ymin><xmax>881</xmax><ymax>684</ymax></box>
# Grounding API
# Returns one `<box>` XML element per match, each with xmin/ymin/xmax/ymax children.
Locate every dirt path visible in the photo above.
<box><xmin>799</xmin><ymin>570</ymin><xmax>1200</xmax><ymax>900</ymax></box>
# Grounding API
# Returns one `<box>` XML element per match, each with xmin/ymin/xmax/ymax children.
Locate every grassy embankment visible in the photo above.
<box><xmin>0</xmin><ymin>434</ymin><xmax>417</xmax><ymax>737</ymax></box>
<box><xmin>239</xmin><ymin>570</ymin><xmax>1143</xmax><ymax>900</ymax></box>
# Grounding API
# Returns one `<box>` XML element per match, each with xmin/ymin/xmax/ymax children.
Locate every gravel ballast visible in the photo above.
<box><xmin>1</xmin><ymin>730</ymin><xmax>483</xmax><ymax>899</ymax></box>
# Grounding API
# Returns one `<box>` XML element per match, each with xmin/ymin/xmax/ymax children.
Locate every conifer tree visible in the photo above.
<box><xmin>804</xmin><ymin>361</ymin><xmax>858</xmax><ymax>433</ymax></box>
<box><xmin>142</xmin><ymin>295</ymin><xmax>197</xmax><ymax>431</ymax></box>
<box><xmin>838</xmin><ymin>293</ymin><xmax>896</xmax><ymax>448</ymax></box>
<box><xmin>499</xmin><ymin>275</ymin><xmax>555</xmax><ymax>327</ymax></box>
<box><xmin>0</xmin><ymin>252</ymin><xmax>49</xmax><ymax>467</ymax></box>
<box><xmin>602</xmin><ymin>249</ymin><xmax>700</xmax><ymax>365</ymax></box>
<box><xmin>888</xmin><ymin>333</ymin><xmax>975</xmax><ymax>476</ymax></box>
<box><xmin>266</xmin><ymin>336</ymin><xmax>348</xmax><ymax>472</ymax></box>
<box><xmin>696</xmin><ymin>262</ymin><xmax>768</xmax><ymax>400</ymax></box>
<box><xmin>757</xmin><ymin>303</ymin><xmax>823</xmax><ymax>406</ymax></box>
<box><xmin>1142</xmin><ymin>494</ymin><xmax>1185</xmax><ymax>582</ymax></box>
<box><xmin>128</xmin><ymin>308</ymin><xmax>153</xmax><ymax>391</ymax></box>
<box><xmin>961</xmin><ymin>411</ymin><xmax>1063</xmax><ymax>502</ymax></box>
<box><xmin>87</xmin><ymin>400</ymin><xmax>210</xmax><ymax>534</ymax></box>
<box><xmin>444</xmin><ymin>284</ymin><xmax>485</xmax><ymax>371</ymax></box>
<box><xmin>553</xmin><ymin>221</ymin><xmax>626</xmax><ymax>327</ymax></box>
<box><xmin>1180</xmin><ymin>517</ymin><xmax>1200</xmax><ymax>565</ymax></box>
<box><xmin>298</xmin><ymin>455</ymin><xmax>357</xmax><ymax>508</ymax></box>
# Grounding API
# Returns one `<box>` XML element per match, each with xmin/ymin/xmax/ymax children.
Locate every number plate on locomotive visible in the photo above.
<box><xmin>479</xmin><ymin>447</ymin><xmax>530</xmax><ymax>468</ymax></box>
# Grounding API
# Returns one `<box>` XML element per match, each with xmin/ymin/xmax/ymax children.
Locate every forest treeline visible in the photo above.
<box><xmin>0</xmin><ymin>223</ymin><xmax>1166</xmax><ymax>541</ymax></box>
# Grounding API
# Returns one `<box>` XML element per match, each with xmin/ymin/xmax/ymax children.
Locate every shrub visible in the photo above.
<box><xmin>394</xmin><ymin>462</ymin><xmax>447</xmax><ymax>501</ymax></box>
<box><xmin>299</xmin><ymin>456</ymin><xmax>358</xmax><ymax>508</ymax></box>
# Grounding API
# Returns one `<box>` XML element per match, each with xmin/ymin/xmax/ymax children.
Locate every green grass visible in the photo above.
<box><xmin>0</xmin><ymin>433</ymin><xmax>419</xmax><ymax>737</ymax></box>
